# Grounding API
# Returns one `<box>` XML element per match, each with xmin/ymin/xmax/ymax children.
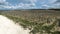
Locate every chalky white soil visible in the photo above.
<box><xmin>0</xmin><ymin>15</ymin><xmax>30</xmax><ymax>34</ymax></box>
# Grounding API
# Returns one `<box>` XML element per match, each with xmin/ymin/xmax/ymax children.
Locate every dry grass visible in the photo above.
<box><xmin>0</xmin><ymin>10</ymin><xmax>60</xmax><ymax>34</ymax></box>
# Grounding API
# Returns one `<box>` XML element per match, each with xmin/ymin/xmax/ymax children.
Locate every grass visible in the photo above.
<box><xmin>3</xmin><ymin>14</ymin><xmax>60</xmax><ymax>34</ymax></box>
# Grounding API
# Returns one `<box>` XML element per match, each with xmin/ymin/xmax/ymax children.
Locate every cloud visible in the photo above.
<box><xmin>55</xmin><ymin>0</ymin><xmax>60</xmax><ymax>3</ymax></box>
<box><xmin>7</xmin><ymin>0</ymin><xmax>36</xmax><ymax>9</ymax></box>
<box><xmin>47</xmin><ymin>0</ymin><xmax>57</xmax><ymax>3</ymax></box>
<box><xmin>0</xmin><ymin>0</ymin><xmax>12</xmax><ymax>9</ymax></box>
<box><xmin>39</xmin><ymin>0</ymin><xmax>60</xmax><ymax>9</ymax></box>
<box><xmin>0</xmin><ymin>0</ymin><xmax>8</xmax><ymax>5</ymax></box>
<box><xmin>0</xmin><ymin>0</ymin><xmax>7</xmax><ymax>5</ymax></box>
<box><xmin>0</xmin><ymin>0</ymin><xmax>60</xmax><ymax>9</ymax></box>
<box><xmin>0</xmin><ymin>0</ymin><xmax>6</xmax><ymax>2</ymax></box>
<box><xmin>0</xmin><ymin>0</ymin><xmax>6</xmax><ymax>5</ymax></box>
<box><xmin>0</xmin><ymin>0</ymin><xmax>37</xmax><ymax>9</ymax></box>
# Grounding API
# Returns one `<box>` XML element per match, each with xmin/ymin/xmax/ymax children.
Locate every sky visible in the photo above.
<box><xmin>0</xmin><ymin>0</ymin><xmax>60</xmax><ymax>10</ymax></box>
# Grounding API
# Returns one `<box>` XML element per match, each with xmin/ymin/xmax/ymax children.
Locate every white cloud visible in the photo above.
<box><xmin>0</xmin><ymin>0</ymin><xmax>6</xmax><ymax>4</ymax></box>
<box><xmin>0</xmin><ymin>0</ymin><xmax>37</xmax><ymax>9</ymax></box>
<box><xmin>42</xmin><ymin>4</ymin><xmax>50</xmax><ymax>7</ymax></box>
<box><xmin>48</xmin><ymin>0</ymin><xmax>57</xmax><ymax>3</ymax></box>
<box><xmin>0</xmin><ymin>0</ymin><xmax>12</xmax><ymax>9</ymax></box>
<box><xmin>0</xmin><ymin>0</ymin><xmax>9</xmax><ymax>5</ymax></box>
<box><xmin>0</xmin><ymin>0</ymin><xmax>6</xmax><ymax>3</ymax></box>
<box><xmin>51</xmin><ymin>3</ymin><xmax>60</xmax><ymax>8</ymax></box>
<box><xmin>0</xmin><ymin>0</ymin><xmax>60</xmax><ymax>9</ymax></box>
<box><xmin>40</xmin><ymin>0</ymin><xmax>60</xmax><ymax>9</ymax></box>
<box><xmin>30</xmin><ymin>0</ymin><xmax>37</xmax><ymax>3</ymax></box>
<box><xmin>15</xmin><ymin>0</ymin><xmax>37</xmax><ymax>9</ymax></box>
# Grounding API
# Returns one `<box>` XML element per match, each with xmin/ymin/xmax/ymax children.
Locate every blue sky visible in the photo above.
<box><xmin>0</xmin><ymin>0</ymin><xmax>60</xmax><ymax>10</ymax></box>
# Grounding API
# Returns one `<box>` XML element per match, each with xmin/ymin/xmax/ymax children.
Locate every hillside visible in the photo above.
<box><xmin>0</xmin><ymin>9</ymin><xmax>60</xmax><ymax>34</ymax></box>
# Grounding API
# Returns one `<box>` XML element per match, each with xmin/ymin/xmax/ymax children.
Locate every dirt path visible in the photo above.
<box><xmin>0</xmin><ymin>15</ymin><xmax>30</xmax><ymax>34</ymax></box>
